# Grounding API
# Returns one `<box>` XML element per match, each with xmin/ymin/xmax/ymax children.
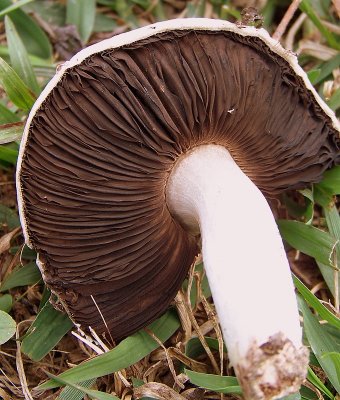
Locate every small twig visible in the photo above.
<box><xmin>89</xmin><ymin>326</ymin><xmax>110</xmax><ymax>352</ymax></box>
<box><xmin>114</xmin><ymin>369</ymin><xmax>131</xmax><ymax>395</ymax></box>
<box><xmin>138</xmin><ymin>0</ymin><xmax>159</xmax><ymax>20</ymax></box>
<box><xmin>174</xmin><ymin>291</ymin><xmax>192</xmax><ymax>344</ymax></box>
<box><xmin>285</xmin><ymin>13</ymin><xmax>306</xmax><ymax>50</ymax></box>
<box><xmin>0</xmin><ymin>368</ymin><xmax>20</xmax><ymax>390</ymax></box>
<box><xmin>204</xmin><ymin>1</ymin><xmax>213</xmax><ymax>18</ymax></box>
<box><xmin>30</xmin><ymin>11</ymin><xmax>56</xmax><ymax>41</ymax></box>
<box><xmin>71</xmin><ymin>330</ymin><xmax>104</xmax><ymax>355</ymax></box>
<box><xmin>310</xmin><ymin>281</ymin><xmax>327</xmax><ymax>295</ymax></box>
<box><xmin>181</xmin><ymin>259</ymin><xmax>220</xmax><ymax>374</ymax></box>
<box><xmin>16</xmin><ymin>322</ymin><xmax>34</xmax><ymax>400</ymax></box>
<box><xmin>200</xmin><ymin>293</ymin><xmax>224</xmax><ymax>376</ymax></box>
<box><xmin>182</xmin><ymin>298</ymin><xmax>220</xmax><ymax>375</ymax></box>
<box><xmin>143</xmin><ymin>360</ymin><xmax>163</xmax><ymax>381</ymax></box>
<box><xmin>294</xmin><ymin>250</ymin><xmax>301</xmax><ymax>261</ymax></box>
<box><xmin>320</xmin><ymin>299</ymin><xmax>340</xmax><ymax>317</ymax></box>
<box><xmin>186</xmin><ymin>259</ymin><xmax>197</xmax><ymax>309</ymax></box>
<box><xmin>168</xmin><ymin>347</ymin><xmax>207</xmax><ymax>372</ymax></box>
<box><xmin>0</xmin><ymin>350</ymin><xmax>16</xmax><ymax>359</ymax></box>
<box><xmin>90</xmin><ymin>294</ymin><xmax>115</xmax><ymax>346</ymax></box>
<box><xmin>298</xmin><ymin>40</ymin><xmax>337</xmax><ymax>61</ymax></box>
<box><xmin>320</xmin><ymin>19</ymin><xmax>340</xmax><ymax>34</ymax></box>
<box><xmin>144</xmin><ymin>327</ymin><xmax>184</xmax><ymax>389</ymax></box>
<box><xmin>273</xmin><ymin>0</ymin><xmax>301</xmax><ymax>42</ymax></box>
<box><xmin>193</xmin><ymin>270</ymin><xmax>204</xmax><ymax>314</ymax></box>
<box><xmin>304</xmin><ymin>379</ymin><xmax>324</xmax><ymax>400</ymax></box>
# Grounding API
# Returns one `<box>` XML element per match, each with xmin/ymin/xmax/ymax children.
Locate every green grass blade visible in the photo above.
<box><xmin>0</xmin><ymin>45</ymin><xmax>54</xmax><ymax>68</ymax></box>
<box><xmin>93</xmin><ymin>13</ymin><xmax>117</xmax><ymax>33</ymax></box>
<box><xmin>0</xmin><ymin>261</ymin><xmax>41</xmax><ymax>292</ymax></box>
<box><xmin>0</xmin><ymin>204</ymin><xmax>20</xmax><ymax>230</ymax></box>
<box><xmin>0</xmin><ymin>294</ymin><xmax>12</xmax><ymax>312</ymax></box>
<box><xmin>5</xmin><ymin>16</ymin><xmax>40</xmax><ymax>94</ymax></box>
<box><xmin>298</xmin><ymin>188</ymin><xmax>314</xmax><ymax>224</ymax></box>
<box><xmin>0</xmin><ymin>102</ymin><xmax>20</xmax><ymax>124</ymax></box>
<box><xmin>152</xmin><ymin>1</ymin><xmax>166</xmax><ymax>21</ymax></box>
<box><xmin>38</xmin><ymin>309</ymin><xmax>180</xmax><ymax>390</ymax></box>
<box><xmin>324</xmin><ymin>206</ymin><xmax>340</xmax><ymax>249</ymax></box>
<box><xmin>299</xmin><ymin>297</ymin><xmax>340</xmax><ymax>394</ymax></box>
<box><xmin>9</xmin><ymin>245</ymin><xmax>36</xmax><ymax>259</ymax></box>
<box><xmin>323</xmin><ymin>205</ymin><xmax>340</xmax><ymax>304</ymax></box>
<box><xmin>21</xmin><ymin>300</ymin><xmax>73</xmax><ymax>361</ymax></box>
<box><xmin>185</xmin><ymin>0</ymin><xmax>206</xmax><ymax>17</ymax></box>
<box><xmin>114</xmin><ymin>0</ymin><xmax>139</xmax><ymax>28</ymax></box>
<box><xmin>262</xmin><ymin>0</ymin><xmax>276</xmax><ymax>27</ymax></box>
<box><xmin>312</xmin><ymin>54</ymin><xmax>340</xmax><ymax>85</ymax></box>
<box><xmin>323</xmin><ymin>351</ymin><xmax>340</xmax><ymax>382</ymax></box>
<box><xmin>306</xmin><ymin>367</ymin><xmax>334</xmax><ymax>399</ymax></box>
<box><xmin>185</xmin><ymin>262</ymin><xmax>211</xmax><ymax>306</ymax></box>
<box><xmin>306</xmin><ymin>0</ymin><xmax>331</xmax><ymax>18</ymax></box>
<box><xmin>278</xmin><ymin>220</ymin><xmax>337</xmax><ymax>267</ymax></box>
<box><xmin>318</xmin><ymin>260</ymin><xmax>339</xmax><ymax>302</ymax></box>
<box><xmin>318</xmin><ymin>166</ymin><xmax>340</xmax><ymax>193</ymax></box>
<box><xmin>0</xmin><ymin>144</ymin><xmax>18</xmax><ymax>164</ymax></box>
<box><xmin>66</xmin><ymin>0</ymin><xmax>96</xmax><ymax>43</ymax></box>
<box><xmin>0</xmin><ymin>121</ymin><xmax>24</xmax><ymax>144</ymax></box>
<box><xmin>300</xmin><ymin>385</ymin><xmax>318</xmax><ymax>400</ymax></box>
<box><xmin>293</xmin><ymin>275</ymin><xmax>340</xmax><ymax>329</ymax></box>
<box><xmin>282</xmin><ymin>191</ymin><xmax>313</xmax><ymax>221</ymax></box>
<box><xmin>281</xmin><ymin>394</ymin><xmax>301</xmax><ymax>400</ymax></box>
<box><xmin>300</xmin><ymin>0</ymin><xmax>340</xmax><ymax>50</ymax></box>
<box><xmin>46</xmin><ymin>372</ymin><xmax>120</xmax><ymax>400</ymax></box>
<box><xmin>0</xmin><ymin>310</ymin><xmax>16</xmax><ymax>344</ymax></box>
<box><xmin>57</xmin><ymin>379</ymin><xmax>96</xmax><ymax>400</ymax></box>
<box><xmin>220</xmin><ymin>4</ymin><xmax>241</xmax><ymax>20</ymax></box>
<box><xmin>322</xmin><ymin>353</ymin><xmax>340</xmax><ymax>382</ymax></box>
<box><xmin>314</xmin><ymin>185</ymin><xmax>335</xmax><ymax>209</ymax></box>
<box><xmin>0</xmin><ymin>0</ymin><xmax>52</xmax><ymax>59</ymax></box>
<box><xmin>0</xmin><ymin>56</ymin><xmax>36</xmax><ymax>111</ymax></box>
<box><xmin>0</xmin><ymin>0</ymin><xmax>34</xmax><ymax>17</ymax></box>
<box><xmin>185</xmin><ymin>336</ymin><xmax>225</xmax><ymax>359</ymax></box>
<box><xmin>184</xmin><ymin>369</ymin><xmax>241</xmax><ymax>395</ymax></box>
<box><xmin>23</xmin><ymin>0</ymin><xmax>66</xmax><ymax>26</ymax></box>
<box><xmin>307</xmin><ymin>69</ymin><xmax>321</xmax><ymax>84</ymax></box>
<box><xmin>328</xmin><ymin>88</ymin><xmax>340</xmax><ymax>112</ymax></box>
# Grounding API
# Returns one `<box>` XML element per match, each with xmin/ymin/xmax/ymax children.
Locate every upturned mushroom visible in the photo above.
<box><xmin>16</xmin><ymin>18</ymin><xmax>339</xmax><ymax>400</ymax></box>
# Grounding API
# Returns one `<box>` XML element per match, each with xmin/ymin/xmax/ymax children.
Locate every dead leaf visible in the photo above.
<box><xmin>134</xmin><ymin>382</ymin><xmax>186</xmax><ymax>400</ymax></box>
<box><xmin>0</xmin><ymin>227</ymin><xmax>21</xmax><ymax>255</ymax></box>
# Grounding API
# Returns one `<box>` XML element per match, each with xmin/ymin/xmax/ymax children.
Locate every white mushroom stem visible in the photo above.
<box><xmin>166</xmin><ymin>144</ymin><xmax>309</xmax><ymax>400</ymax></box>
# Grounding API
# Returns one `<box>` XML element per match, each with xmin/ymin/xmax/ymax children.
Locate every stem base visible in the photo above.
<box><xmin>236</xmin><ymin>332</ymin><xmax>309</xmax><ymax>400</ymax></box>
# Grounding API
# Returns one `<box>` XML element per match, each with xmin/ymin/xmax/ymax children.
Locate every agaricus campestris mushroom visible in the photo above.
<box><xmin>16</xmin><ymin>18</ymin><xmax>339</xmax><ymax>400</ymax></box>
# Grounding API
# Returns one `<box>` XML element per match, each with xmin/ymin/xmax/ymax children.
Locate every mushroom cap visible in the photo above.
<box><xmin>16</xmin><ymin>18</ymin><xmax>340</xmax><ymax>337</ymax></box>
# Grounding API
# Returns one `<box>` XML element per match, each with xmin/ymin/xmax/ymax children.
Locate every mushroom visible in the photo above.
<box><xmin>16</xmin><ymin>18</ymin><xmax>339</xmax><ymax>400</ymax></box>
